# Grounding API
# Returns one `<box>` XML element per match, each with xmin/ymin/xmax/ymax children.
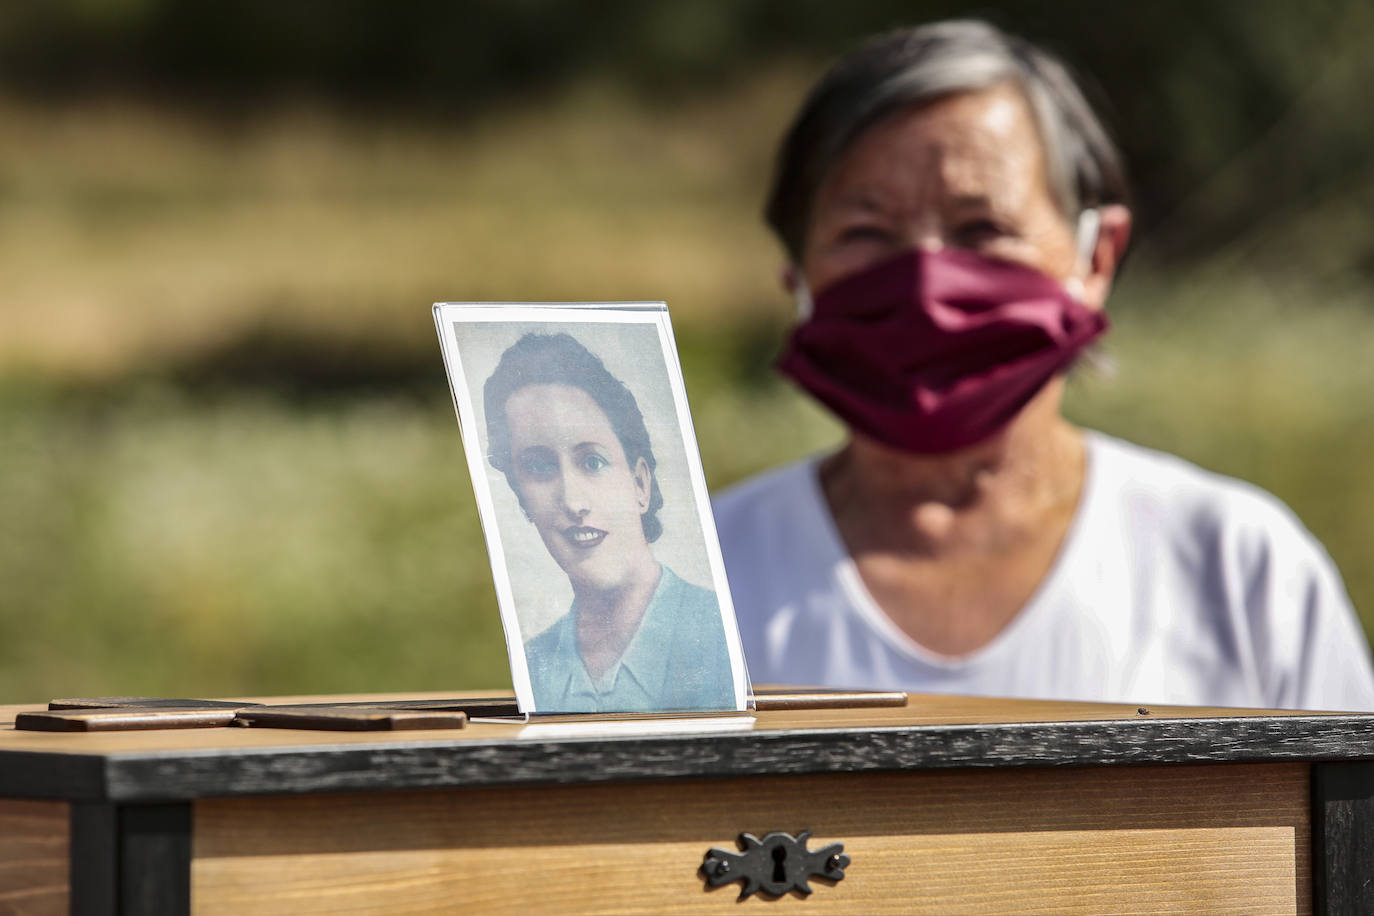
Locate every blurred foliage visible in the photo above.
<box><xmin>1</xmin><ymin>2</ymin><xmax>1373</xmax><ymax>701</ymax></box>
<box><xmin>4</xmin><ymin>298</ymin><xmax>1374</xmax><ymax>702</ymax></box>
<box><xmin>2</xmin><ymin>0</ymin><xmax>1372</xmax><ymax>248</ymax></box>
<box><xmin>0</xmin><ymin>71</ymin><xmax>797</xmax><ymax>378</ymax></box>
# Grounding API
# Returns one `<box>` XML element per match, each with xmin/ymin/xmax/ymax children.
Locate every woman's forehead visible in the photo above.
<box><xmin>505</xmin><ymin>383</ymin><xmax>617</xmax><ymax>445</ymax></box>
<box><xmin>816</xmin><ymin>84</ymin><xmax>1053</xmax><ymax>217</ymax></box>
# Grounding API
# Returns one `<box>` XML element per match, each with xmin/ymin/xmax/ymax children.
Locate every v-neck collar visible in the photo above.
<box><xmin>562</xmin><ymin>565</ymin><xmax>678</xmax><ymax>700</ymax></box>
<box><xmin>798</xmin><ymin>432</ymin><xmax>1103</xmax><ymax>671</ymax></box>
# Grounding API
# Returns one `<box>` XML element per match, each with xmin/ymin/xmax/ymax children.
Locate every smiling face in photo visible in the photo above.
<box><xmin>504</xmin><ymin>382</ymin><xmax>653</xmax><ymax>593</ymax></box>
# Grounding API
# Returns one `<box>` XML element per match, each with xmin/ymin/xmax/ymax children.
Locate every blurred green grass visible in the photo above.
<box><xmin>0</xmin><ymin>72</ymin><xmax>804</xmax><ymax>379</ymax></box>
<box><xmin>1</xmin><ymin>74</ymin><xmax>1373</xmax><ymax>702</ymax></box>
<box><xmin>4</xmin><ymin>296</ymin><xmax>1373</xmax><ymax>703</ymax></box>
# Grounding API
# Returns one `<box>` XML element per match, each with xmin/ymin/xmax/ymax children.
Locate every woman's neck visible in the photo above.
<box><xmin>574</xmin><ymin>558</ymin><xmax>663</xmax><ymax>681</ymax></box>
<box><xmin>820</xmin><ymin>382</ymin><xmax>1085</xmax><ymax>557</ymax></box>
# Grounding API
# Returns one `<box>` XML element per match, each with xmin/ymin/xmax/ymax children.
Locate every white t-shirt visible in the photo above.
<box><xmin>712</xmin><ymin>431</ymin><xmax>1374</xmax><ymax>711</ymax></box>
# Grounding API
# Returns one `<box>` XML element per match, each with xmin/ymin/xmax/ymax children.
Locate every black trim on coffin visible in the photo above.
<box><xmin>80</xmin><ymin>714</ymin><xmax>1374</xmax><ymax>803</ymax></box>
<box><xmin>70</xmin><ymin>802</ymin><xmax>117</xmax><ymax>916</ymax></box>
<box><xmin>0</xmin><ymin>751</ymin><xmax>108</xmax><ymax>801</ymax></box>
<box><xmin>70</xmin><ymin>802</ymin><xmax>191</xmax><ymax>915</ymax></box>
<box><xmin>1313</xmin><ymin>760</ymin><xmax>1374</xmax><ymax>916</ymax></box>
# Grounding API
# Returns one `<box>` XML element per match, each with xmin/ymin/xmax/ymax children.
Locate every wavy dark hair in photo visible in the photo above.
<box><xmin>484</xmin><ymin>332</ymin><xmax>663</xmax><ymax>543</ymax></box>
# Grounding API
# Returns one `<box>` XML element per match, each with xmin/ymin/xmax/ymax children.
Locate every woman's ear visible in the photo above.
<box><xmin>780</xmin><ymin>263</ymin><xmax>801</xmax><ymax>294</ymax></box>
<box><xmin>633</xmin><ymin>457</ymin><xmax>652</xmax><ymax>513</ymax></box>
<box><xmin>1081</xmin><ymin>204</ymin><xmax>1132</xmax><ymax>310</ymax></box>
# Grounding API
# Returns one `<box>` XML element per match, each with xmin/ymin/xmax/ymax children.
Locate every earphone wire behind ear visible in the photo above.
<box><xmin>1074</xmin><ymin>208</ymin><xmax>1101</xmax><ymax>273</ymax></box>
<box><xmin>792</xmin><ymin>277</ymin><xmax>814</xmax><ymax>322</ymax></box>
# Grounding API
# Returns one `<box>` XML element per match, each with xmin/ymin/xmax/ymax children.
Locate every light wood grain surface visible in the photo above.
<box><xmin>0</xmin><ymin>691</ymin><xmax>1329</xmax><ymax>756</ymax></box>
<box><xmin>0</xmin><ymin>799</ymin><xmax>68</xmax><ymax>915</ymax></box>
<box><xmin>192</xmin><ymin>762</ymin><xmax>1310</xmax><ymax>915</ymax></box>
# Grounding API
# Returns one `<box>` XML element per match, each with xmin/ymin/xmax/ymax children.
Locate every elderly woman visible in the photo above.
<box><xmin>713</xmin><ymin>20</ymin><xmax>1374</xmax><ymax>710</ymax></box>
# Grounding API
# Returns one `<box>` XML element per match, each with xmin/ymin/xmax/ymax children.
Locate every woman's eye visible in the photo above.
<box><xmin>580</xmin><ymin>453</ymin><xmax>610</xmax><ymax>473</ymax></box>
<box><xmin>516</xmin><ymin>449</ymin><xmax>558</xmax><ymax>479</ymax></box>
<box><xmin>838</xmin><ymin>224</ymin><xmax>893</xmax><ymax>245</ymax></box>
<box><xmin>952</xmin><ymin>219</ymin><xmax>1010</xmax><ymax>247</ymax></box>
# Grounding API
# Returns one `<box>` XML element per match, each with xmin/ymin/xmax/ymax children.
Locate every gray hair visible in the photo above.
<box><xmin>765</xmin><ymin>20</ymin><xmax>1130</xmax><ymax>262</ymax></box>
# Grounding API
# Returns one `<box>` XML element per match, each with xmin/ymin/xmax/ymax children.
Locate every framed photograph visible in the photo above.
<box><xmin>434</xmin><ymin>302</ymin><xmax>751</xmax><ymax>715</ymax></box>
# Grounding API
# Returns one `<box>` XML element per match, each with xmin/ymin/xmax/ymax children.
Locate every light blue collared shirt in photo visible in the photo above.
<box><xmin>523</xmin><ymin>565</ymin><xmax>736</xmax><ymax>713</ymax></box>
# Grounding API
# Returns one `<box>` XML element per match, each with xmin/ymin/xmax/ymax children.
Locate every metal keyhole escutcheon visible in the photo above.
<box><xmin>701</xmin><ymin>830</ymin><xmax>849</xmax><ymax>899</ymax></box>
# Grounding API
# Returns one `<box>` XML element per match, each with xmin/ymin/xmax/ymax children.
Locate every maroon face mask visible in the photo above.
<box><xmin>777</xmin><ymin>246</ymin><xmax>1108</xmax><ymax>454</ymax></box>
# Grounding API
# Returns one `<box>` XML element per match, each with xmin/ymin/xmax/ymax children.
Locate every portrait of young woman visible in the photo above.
<box><xmin>438</xmin><ymin>309</ymin><xmax>747</xmax><ymax>715</ymax></box>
